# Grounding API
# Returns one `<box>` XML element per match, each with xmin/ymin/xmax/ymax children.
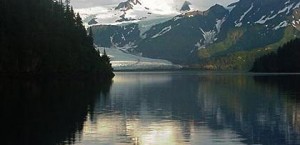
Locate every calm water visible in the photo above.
<box><xmin>2</xmin><ymin>71</ymin><xmax>300</xmax><ymax>145</ymax></box>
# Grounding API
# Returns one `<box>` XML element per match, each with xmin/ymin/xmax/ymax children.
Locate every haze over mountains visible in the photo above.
<box><xmin>76</xmin><ymin>0</ymin><xmax>300</xmax><ymax>70</ymax></box>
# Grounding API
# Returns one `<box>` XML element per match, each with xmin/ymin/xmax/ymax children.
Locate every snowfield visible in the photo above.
<box><xmin>96</xmin><ymin>47</ymin><xmax>182</xmax><ymax>71</ymax></box>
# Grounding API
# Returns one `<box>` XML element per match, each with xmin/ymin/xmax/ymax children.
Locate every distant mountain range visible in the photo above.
<box><xmin>76</xmin><ymin>0</ymin><xmax>186</xmax><ymax>26</ymax></box>
<box><xmin>80</xmin><ymin>0</ymin><xmax>300</xmax><ymax>70</ymax></box>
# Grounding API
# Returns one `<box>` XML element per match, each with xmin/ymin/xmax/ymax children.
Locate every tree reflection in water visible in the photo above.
<box><xmin>1</xmin><ymin>77</ymin><xmax>112</xmax><ymax>145</ymax></box>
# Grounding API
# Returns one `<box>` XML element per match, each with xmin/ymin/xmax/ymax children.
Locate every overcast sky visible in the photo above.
<box><xmin>71</xmin><ymin>0</ymin><xmax>238</xmax><ymax>10</ymax></box>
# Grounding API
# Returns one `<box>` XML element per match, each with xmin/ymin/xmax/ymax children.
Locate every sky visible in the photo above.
<box><xmin>70</xmin><ymin>0</ymin><xmax>238</xmax><ymax>11</ymax></box>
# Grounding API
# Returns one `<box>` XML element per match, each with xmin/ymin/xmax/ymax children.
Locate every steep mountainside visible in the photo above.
<box><xmin>90</xmin><ymin>0</ymin><xmax>300</xmax><ymax>70</ymax></box>
<box><xmin>196</xmin><ymin>0</ymin><xmax>300</xmax><ymax>70</ymax></box>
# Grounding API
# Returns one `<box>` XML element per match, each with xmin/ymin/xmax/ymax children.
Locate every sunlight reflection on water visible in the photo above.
<box><xmin>73</xmin><ymin>71</ymin><xmax>300</xmax><ymax>145</ymax></box>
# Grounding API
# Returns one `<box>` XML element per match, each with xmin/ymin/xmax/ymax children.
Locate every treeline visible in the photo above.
<box><xmin>0</xmin><ymin>0</ymin><xmax>114</xmax><ymax>78</ymax></box>
<box><xmin>251</xmin><ymin>38</ymin><xmax>300</xmax><ymax>72</ymax></box>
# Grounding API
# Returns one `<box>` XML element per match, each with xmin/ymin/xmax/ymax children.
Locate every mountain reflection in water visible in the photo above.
<box><xmin>74</xmin><ymin>72</ymin><xmax>300</xmax><ymax>145</ymax></box>
<box><xmin>2</xmin><ymin>72</ymin><xmax>300</xmax><ymax>145</ymax></box>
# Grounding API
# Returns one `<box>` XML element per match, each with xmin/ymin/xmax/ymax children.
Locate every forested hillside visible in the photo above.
<box><xmin>251</xmin><ymin>38</ymin><xmax>300</xmax><ymax>72</ymax></box>
<box><xmin>0</xmin><ymin>0</ymin><xmax>114</xmax><ymax>78</ymax></box>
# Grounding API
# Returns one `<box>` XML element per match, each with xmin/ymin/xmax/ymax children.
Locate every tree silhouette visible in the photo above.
<box><xmin>0</xmin><ymin>0</ymin><xmax>114</xmax><ymax>78</ymax></box>
<box><xmin>251</xmin><ymin>38</ymin><xmax>300</xmax><ymax>72</ymax></box>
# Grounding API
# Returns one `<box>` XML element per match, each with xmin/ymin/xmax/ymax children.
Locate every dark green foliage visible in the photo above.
<box><xmin>251</xmin><ymin>38</ymin><xmax>300</xmax><ymax>72</ymax></box>
<box><xmin>0</xmin><ymin>0</ymin><xmax>114</xmax><ymax>78</ymax></box>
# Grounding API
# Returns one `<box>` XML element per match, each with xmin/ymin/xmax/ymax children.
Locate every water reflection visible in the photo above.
<box><xmin>73</xmin><ymin>72</ymin><xmax>300</xmax><ymax>145</ymax></box>
<box><xmin>3</xmin><ymin>72</ymin><xmax>300</xmax><ymax>145</ymax></box>
<box><xmin>1</xmin><ymin>77</ymin><xmax>112</xmax><ymax>145</ymax></box>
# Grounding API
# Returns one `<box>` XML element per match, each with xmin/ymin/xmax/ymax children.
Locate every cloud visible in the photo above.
<box><xmin>71</xmin><ymin>0</ymin><xmax>238</xmax><ymax>10</ymax></box>
<box><xmin>71</xmin><ymin>0</ymin><xmax>120</xmax><ymax>8</ymax></box>
<box><xmin>191</xmin><ymin>0</ymin><xmax>238</xmax><ymax>10</ymax></box>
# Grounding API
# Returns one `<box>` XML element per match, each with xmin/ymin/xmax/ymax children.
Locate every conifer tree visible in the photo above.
<box><xmin>0</xmin><ymin>0</ymin><xmax>114</xmax><ymax>78</ymax></box>
<box><xmin>251</xmin><ymin>38</ymin><xmax>300</xmax><ymax>72</ymax></box>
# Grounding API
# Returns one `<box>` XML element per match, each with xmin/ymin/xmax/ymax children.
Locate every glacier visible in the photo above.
<box><xmin>96</xmin><ymin>47</ymin><xmax>182</xmax><ymax>71</ymax></box>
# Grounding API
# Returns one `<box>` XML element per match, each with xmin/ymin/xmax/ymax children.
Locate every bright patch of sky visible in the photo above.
<box><xmin>71</xmin><ymin>0</ymin><xmax>238</xmax><ymax>11</ymax></box>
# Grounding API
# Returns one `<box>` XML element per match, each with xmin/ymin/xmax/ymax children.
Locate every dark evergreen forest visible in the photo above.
<box><xmin>251</xmin><ymin>38</ymin><xmax>300</xmax><ymax>72</ymax></box>
<box><xmin>0</xmin><ymin>0</ymin><xmax>114</xmax><ymax>78</ymax></box>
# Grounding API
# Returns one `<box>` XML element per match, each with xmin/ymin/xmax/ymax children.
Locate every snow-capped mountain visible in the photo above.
<box><xmin>115</xmin><ymin>0</ymin><xmax>142</xmax><ymax>11</ymax></box>
<box><xmin>90</xmin><ymin>4</ymin><xmax>229</xmax><ymax>63</ymax></box>
<box><xmin>90</xmin><ymin>0</ymin><xmax>300</xmax><ymax>70</ymax></box>
<box><xmin>137</xmin><ymin>0</ymin><xmax>300</xmax><ymax>63</ymax></box>
<box><xmin>76</xmin><ymin>0</ymin><xmax>193</xmax><ymax>26</ymax></box>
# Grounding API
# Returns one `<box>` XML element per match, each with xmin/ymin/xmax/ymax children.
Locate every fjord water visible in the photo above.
<box><xmin>2</xmin><ymin>72</ymin><xmax>300</xmax><ymax>145</ymax></box>
<box><xmin>72</xmin><ymin>72</ymin><xmax>300</xmax><ymax>145</ymax></box>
